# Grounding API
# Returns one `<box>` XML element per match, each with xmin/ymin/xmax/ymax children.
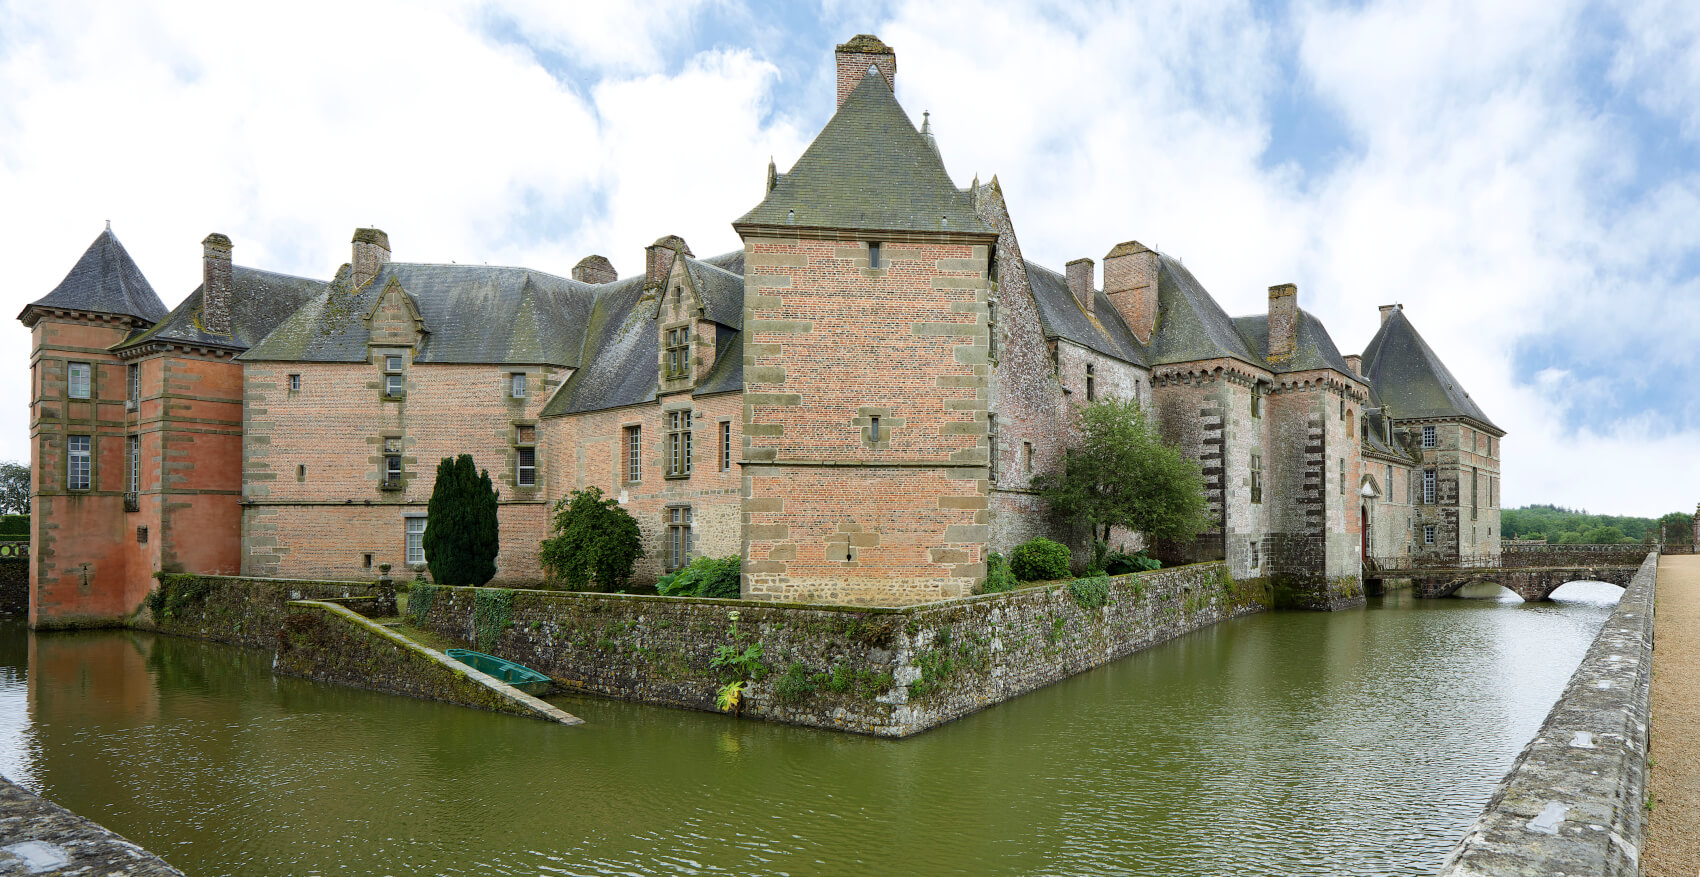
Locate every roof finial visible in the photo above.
<box><xmin>105</xmin><ymin>219</ymin><xmax>111</xmax><ymax>231</ymax></box>
<box><xmin>921</xmin><ymin>111</ymin><xmax>930</xmax><ymax>134</ymax></box>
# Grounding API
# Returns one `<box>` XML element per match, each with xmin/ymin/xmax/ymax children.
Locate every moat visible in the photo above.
<box><xmin>0</xmin><ymin>582</ymin><xmax>1619</xmax><ymax>877</ymax></box>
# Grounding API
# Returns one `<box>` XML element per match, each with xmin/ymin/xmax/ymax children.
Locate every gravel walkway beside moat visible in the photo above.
<box><xmin>1647</xmin><ymin>554</ymin><xmax>1700</xmax><ymax>877</ymax></box>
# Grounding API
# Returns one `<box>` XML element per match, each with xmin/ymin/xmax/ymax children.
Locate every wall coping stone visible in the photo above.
<box><xmin>1438</xmin><ymin>551</ymin><xmax>1657</xmax><ymax>876</ymax></box>
<box><xmin>0</xmin><ymin>775</ymin><xmax>186</xmax><ymax>875</ymax></box>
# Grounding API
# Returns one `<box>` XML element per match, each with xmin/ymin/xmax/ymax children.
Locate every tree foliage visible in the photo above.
<box><xmin>1009</xmin><ymin>537</ymin><xmax>1072</xmax><ymax>582</ymax></box>
<box><xmin>1036</xmin><ymin>397</ymin><xmax>1209</xmax><ymax>546</ymax></box>
<box><xmin>0</xmin><ymin>461</ymin><xmax>28</xmax><ymax>515</ymax></box>
<box><xmin>657</xmin><ymin>555</ymin><xmax>741</xmax><ymax>599</ymax></box>
<box><xmin>1502</xmin><ymin>504</ymin><xmax>1676</xmax><ymax>545</ymax></box>
<box><xmin>423</xmin><ymin>455</ymin><xmax>499</xmax><ymax>586</ymax></box>
<box><xmin>539</xmin><ymin>486</ymin><xmax>643</xmax><ymax>592</ymax></box>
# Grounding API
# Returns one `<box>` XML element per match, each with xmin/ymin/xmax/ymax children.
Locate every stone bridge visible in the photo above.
<box><xmin>1367</xmin><ymin>546</ymin><xmax>1651</xmax><ymax>602</ymax></box>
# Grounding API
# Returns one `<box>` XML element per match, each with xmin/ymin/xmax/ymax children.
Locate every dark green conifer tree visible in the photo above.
<box><xmin>423</xmin><ymin>454</ymin><xmax>500</xmax><ymax>586</ymax></box>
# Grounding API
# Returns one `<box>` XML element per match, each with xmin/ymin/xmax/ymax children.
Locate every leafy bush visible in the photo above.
<box><xmin>709</xmin><ymin>642</ymin><xmax>766</xmax><ymax>683</ymax></box>
<box><xmin>539</xmin><ymin>487</ymin><xmax>643</xmax><ymax>592</ymax></box>
<box><xmin>775</xmin><ymin>662</ymin><xmax>816</xmax><ymax>704</ymax></box>
<box><xmin>1104</xmin><ymin>551</ymin><xmax>1161</xmax><ymax>575</ymax></box>
<box><xmin>980</xmin><ymin>552</ymin><xmax>1018</xmax><ymax>594</ymax></box>
<box><xmin>0</xmin><ymin>515</ymin><xmax>28</xmax><ymax>537</ymax></box>
<box><xmin>657</xmin><ymin>555</ymin><xmax>741</xmax><ymax>599</ymax></box>
<box><xmin>1068</xmin><ymin>575</ymin><xmax>1111</xmax><ymax>610</ymax></box>
<box><xmin>1009</xmin><ymin>537</ymin><xmax>1072</xmax><ymax>582</ymax></box>
<box><xmin>423</xmin><ymin>455</ymin><xmax>499</xmax><ymax>586</ymax></box>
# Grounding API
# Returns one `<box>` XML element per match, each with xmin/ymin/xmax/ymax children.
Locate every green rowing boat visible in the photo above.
<box><xmin>444</xmin><ymin>649</ymin><xmax>552</xmax><ymax>696</ymax></box>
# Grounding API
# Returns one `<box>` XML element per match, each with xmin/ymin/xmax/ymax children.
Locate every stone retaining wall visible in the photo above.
<box><xmin>138</xmin><ymin>573</ymin><xmax>393</xmax><ymax>650</ymax></box>
<box><xmin>1438</xmin><ymin>551</ymin><xmax>1657</xmax><ymax>876</ymax></box>
<box><xmin>412</xmin><ymin>561</ymin><xmax>1267</xmax><ymax>737</ymax></box>
<box><xmin>0</xmin><ymin>555</ymin><xmax>25</xmax><ymax>616</ymax></box>
<box><xmin>0</xmin><ymin>775</ymin><xmax>185</xmax><ymax>876</ymax></box>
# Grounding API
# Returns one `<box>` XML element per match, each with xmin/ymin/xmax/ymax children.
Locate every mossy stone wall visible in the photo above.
<box><xmin>139</xmin><ymin>573</ymin><xmax>393</xmax><ymax>649</ymax></box>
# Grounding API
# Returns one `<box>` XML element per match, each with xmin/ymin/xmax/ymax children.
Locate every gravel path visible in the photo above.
<box><xmin>1648</xmin><ymin>554</ymin><xmax>1700</xmax><ymax>877</ymax></box>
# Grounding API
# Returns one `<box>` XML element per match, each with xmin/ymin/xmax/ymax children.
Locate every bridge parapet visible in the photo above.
<box><xmin>1501</xmin><ymin>543</ymin><xmax>1650</xmax><ymax>567</ymax></box>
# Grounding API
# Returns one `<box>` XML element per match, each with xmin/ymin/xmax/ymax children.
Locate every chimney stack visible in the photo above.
<box><xmin>645</xmin><ymin>235</ymin><xmax>692</xmax><ymax>289</ymax></box>
<box><xmin>351</xmin><ymin>228</ymin><xmax>391</xmax><ymax>287</ymax></box>
<box><xmin>1102</xmin><ymin>241</ymin><xmax>1159</xmax><ymax>344</ymax></box>
<box><xmin>573</xmin><ymin>255</ymin><xmax>617</xmax><ymax>285</ymax></box>
<box><xmin>835</xmin><ymin>35</ymin><xmax>896</xmax><ymax>107</ymax></box>
<box><xmin>201</xmin><ymin>233</ymin><xmax>233</xmax><ymax>336</ymax></box>
<box><xmin>1267</xmin><ymin>283</ymin><xmax>1298</xmax><ymax>365</ymax></box>
<box><xmin>1344</xmin><ymin>354</ymin><xmax>1363</xmax><ymax>376</ymax></box>
<box><xmin>1378</xmin><ymin>303</ymin><xmax>1401</xmax><ymax>324</ymax></box>
<box><xmin>1065</xmin><ymin>258</ymin><xmax>1095</xmax><ymax>316</ymax></box>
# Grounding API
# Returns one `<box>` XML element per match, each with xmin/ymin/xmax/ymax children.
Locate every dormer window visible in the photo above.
<box><xmin>868</xmin><ymin>242</ymin><xmax>881</xmax><ymax>268</ymax></box>
<box><xmin>385</xmin><ymin>355</ymin><xmax>403</xmax><ymax>372</ymax></box>
<box><xmin>510</xmin><ymin>372</ymin><xmax>527</xmax><ymax>398</ymax></box>
<box><xmin>666</xmin><ymin>327</ymin><xmax>691</xmax><ymax>379</ymax></box>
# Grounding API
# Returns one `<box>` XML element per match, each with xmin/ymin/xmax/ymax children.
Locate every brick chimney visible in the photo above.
<box><xmin>835</xmin><ymin>35</ymin><xmax>895</xmax><ymax>107</ymax></box>
<box><xmin>352</xmin><ymin>228</ymin><xmax>391</xmax><ymax>287</ymax></box>
<box><xmin>1267</xmin><ymin>283</ymin><xmax>1298</xmax><ymax>365</ymax></box>
<box><xmin>1065</xmin><ymin>258</ymin><xmax>1095</xmax><ymax>316</ymax></box>
<box><xmin>645</xmin><ymin>235</ymin><xmax>692</xmax><ymax>289</ymax></box>
<box><xmin>1344</xmin><ymin>354</ymin><xmax>1363</xmax><ymax>376</ymax></box>
<box><xmin>1102</xmin><ymin>241</ymin><xmax>1159</xmax><ymax>344</ymax></box>
<box><xmin>202</xmin><ymin>233</ymin><xmax>233</xmax><ymax>336</ymax></box>
<box><xmin>1379</xmin><ymin>303</ymin><xmax>1401</xmax><ymax>324</ymax></box>
<box><xmin>573</xmin><ymin>255</ymin><xmax>617</xmax><ymax>285</ymax></box>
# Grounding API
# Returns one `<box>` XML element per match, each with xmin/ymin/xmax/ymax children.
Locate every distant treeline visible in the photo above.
<box><xmin>1501</xmin><ymin>504</ymin><xmax>1693</xmax><ymax>545</ymax></box>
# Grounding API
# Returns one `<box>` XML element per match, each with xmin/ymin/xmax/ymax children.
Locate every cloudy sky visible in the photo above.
<box><xmin>2</xmin><ymin>0</ymin><xmax>1695</xmax><ymax>517</ymax></box>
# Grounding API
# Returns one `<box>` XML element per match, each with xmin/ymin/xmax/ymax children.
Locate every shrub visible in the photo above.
<box><xmin>1009</xmin><ymin>537</ymin><xmax>1072</xmax><ymax>582</ymax></box>
<box><xmin>1068</xmin><ymin>575</ymin><xmax>1111</xmax><ymax>610</ymax></box>
<box><xmin>539</xmin><ymin>487</ymin><xmax>643</xmax><ymax>592</ymax></box>
<box><xmin>657</xmin><ymin>555</ymin><xmax>741</xmax><ymax>599</ymax></box>
<box><xmin>1104</xmin><ymin>551</ymin><xmax>1161</xmax><ymax>575</ymax></box>
<box><xmin>423</xmin><ymin>455</ymin><xmax>499</xmax><ymax>586</ymax></box>
<box><xmin>0</xmin><ymin>515</ymin><xmax>28</xmax><ymax>537</ymax></box>
<box><xmin>980</xmin><ymin>552</ymin><xmax>1018</xmax><ymax>594</ymax></box>
<box><xmin>774</xmin><ymin>662</ymin><xmax>816</xmax><ymax>704</ymax></box>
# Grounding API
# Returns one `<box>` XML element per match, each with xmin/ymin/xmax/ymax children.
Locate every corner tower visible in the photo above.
<box><xmin>732</xmin><ymin>37</ymin><xmax>998</xmax><ymax>605</ymax></box>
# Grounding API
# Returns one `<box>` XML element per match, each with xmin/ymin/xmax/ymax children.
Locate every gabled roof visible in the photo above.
<box><xmin>1148</xmin><ymin>256</ymin><xmax>1259</xmax><ymax>367</ymax></box>
<box><xmin>1232</xmin><ymin>310</ymin><xmax>1356</xmax><ymax>377</ymax></box>
<box><xmin>734</xmin><ymin>70</ymin><xmax>991</xmax><ymax>237</ymax></box>
<box><xmin>1360</xmin><ymin>308</ymin><xmax>1500</xmax><ymax>432</ymax></box>
<box><xmin>241</xmin><ymin>263</ymin><xmax>596</xmax><ymax>365</ymax></box>
<box><xmin>682</xmin><ymin>257</ymin><xmax>744</xmax><ymax>329</ymax></box>
<box><xmin>1024</xmin><ymin>261</ymin><xmax>1146</xmax><ymax>365</ymax></box>
<box><xmin>117</xmin><ymin>266</ymin><xmax>326</xmax><ymax>353</ymax></box>
<box><xmin>21</xmin><ymin>229</ymin><xmax>168</xmax><ymax>325</ymax></box>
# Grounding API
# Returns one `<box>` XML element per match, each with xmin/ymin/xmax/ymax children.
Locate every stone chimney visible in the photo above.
<box><xmin>352</xmin><ymin>228</ymin><xmax>391</xmax><ymax>287</ymax></box>
<box><xmin>202</xmin><ymin>233</ymin><xmax>233</xmax><ymax>336</ymax></box>
<box><xmin>835</xmin><ymin>35</ymin><xmax>896</xmax><ymax>107</ymax></box>
<box><xmin>1379</xmin><ymin>303</ymin><xmax>1402</xmax><ymax>324</ymax></box>
<box><xmin>1102</xmin><ymin>241</ymin><xmax>1159</xmax><ymax>344</ymax></box>
<box><xmin>1344</xmin><ymin>354</ymin><xmax>1363</xmax><ymax>376</ymax></box>
<box><xmin>573</xmin><ymin>255</ymin><xmax>617</xmax><ymax>285</ymax></box>
<box><xmin>645</xmin><ymin>235</ymin><xmax>692</xmax><ymax>289</ymax></box>
<box><xmin>1267</xmin><ymin>283</ymin><xmax>1298</xmax><ymax>366</ymax></box>
<box><xmin>1065</xmin><ymin>258</ymin><xmax>1095</xmax><ymax>316</ymax></box>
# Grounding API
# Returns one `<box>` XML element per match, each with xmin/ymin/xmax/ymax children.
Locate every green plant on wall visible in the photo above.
<box><xmin>1068</xmin><ymin>575</ymin><xmax>1110</xmax><ymax>610</ymax></box>
<box><xmin>774</xmin><ymin>662</ymin><xmax>816</xmax><ymax>704</ymax></box>
<box><xmin>146</xmin><ymin>574</ymin><xmax>212</xmax><ymax>621</ymax></box>
<box><xmin>407</xmin><ymin>582</ymin><xmax>438</xmax><ymax>626</ymax></box>
<box><xmin>473</xmin><ymin>588</ymin><xmax>514</xmax><ymax>651</ymax></box>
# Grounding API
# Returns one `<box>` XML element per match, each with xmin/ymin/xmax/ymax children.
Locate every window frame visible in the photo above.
<box><xmin>516</xmin><ymin>446</ymin><xmax>537</xmax><ymax>487</ymax></box>
<box><xmin>665</xmin><ymin>409</ymin><xmax>693</xmax><ymax>478</ymax></box>
<box><xmin>624</xmin><ymin>425</ymin><xmax>641</xmax><ymax>482</ymax></box>
<box><xmin>868</xmin><ymin>241</ymin><xmax>882</xmax><ymax>269</ymax></box>
<box><xmin>987</xmin><ymin>413</ymin><xmax>999</xmax><ymax>482</ymax></box>
<box><xmin>68</xmin><ymin>361</ymin><xmax>91</xmax><ymax>400</ymax></box>
<box><xmin>1250</xmin><ymin>453</ymin><xmax>1262</xmax><ymax>505</ymax></box>
<box><xmin>720</xmin><ymin>421</ymin><xmax>732</xmax><ymax>471</ymax></box>
<box><xmin>665</xmin><ymin>505</ymin><xmax>693</xmax><ymax>571</ymax></box>
<box><xmin>1422</xmin><ymin>468</ymin><xmax>1437</xmax><ymax>504</ymax></box>
<box><xmin>1250</xmin><ymin>386</ymin><xmax>1261</xmax><ymax>419</ymax></box>
<box><xmin>67</xmin><ymin>435</ymin><xmax>91</xmax><ymax>491</ymax></box>
<box><xmin>510</xmin><ymin>372</ymin><xmax>527</xmax><ymax>398</ymax></box>
<box><xmin>384</xmin><ymin>355</ymin><xmax>404</xmax><ymax>373</ymax></box>
<box><xmin>127</xmin><ymin>363</ymin><xmax>140</xmax><ymax>404</ymax></box>
<box><xmin>405</xmin><ymin>515</ymin><xmax>427</xmax><ymax>566</ymax></box>
<box><xmin>288</xmin><ymin>373</ymin><xmax>301</xmax><ymax>392</ymax></box>
<box><xmin>126</xmin><ymin>434</ymin><xmax>140</xmax><ymax>495</ymax></box>
<box><xmin>1423</xmin><ymin>524</ymin><xmax>1437</xmax><ymax>545</ymax></box>
<box><xmin>1421</xmin><ymin>425</ymin><xmax>1437</xmax><ymax>449</ymax></box>
<box><xmin>664</xmin><ymin>326</ymin><xmax>691</xmax><ymax>380</ymax></box>
<box><xmin>384</xmin><ymin>373</ymin><xmax>405</xmax><ymax>398</ymax></box>
<box><xmin>1084</xmin><ymin>363</ymin><xmax>1095</xmax><ymax>401</ymax></box>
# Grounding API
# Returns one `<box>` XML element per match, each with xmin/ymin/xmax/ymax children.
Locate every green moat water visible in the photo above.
<box><xmin>0</xmin><ymin>582</ymin><xmax>1620</xmax><ymax>876</ymax></box>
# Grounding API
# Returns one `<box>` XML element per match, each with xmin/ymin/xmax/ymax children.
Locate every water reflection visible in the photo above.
<box><xmin>0</xmin><ymin>583</ymin><xmax>1620</xmax><ymax>877</ymax></box>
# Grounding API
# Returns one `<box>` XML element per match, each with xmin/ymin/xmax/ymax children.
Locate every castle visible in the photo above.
<box><xmin>18</xmin><ymin>36</ymin><xmax>1503</xmax><ymax>627</ymax></box>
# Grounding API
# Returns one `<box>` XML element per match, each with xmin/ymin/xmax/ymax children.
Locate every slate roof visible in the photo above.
<box><xmin>241</xmin><ymin>263</ymin><xmax>596</xmax><ymax>365</ymax></box>
<box><xmin>684</xmin><ymin>258</ymin><xmax>745</xmax><ymax>328</ymax></box>
<box><xmin>117</xmin><ymin>266</ymin><xmax>326</xmax><ymax>353</ymax></box>
<box><xmin>1231</xmin><ymin>310</ymin><xmax>1356</xmax><ymax>376</ymax></box>
<box><xmin>1360</xmin><ymin>308</ymin><xmax>1500</xmax><ymax>431</ymax></box>
<box><xmin>1360</xmin><ymin>408</ymin><xmax>1419</xmax><ymax>462</ymax></box>
<box><xmin>1024</xmin><ymin>261</ymin><xmax>1146</xmax><ymax>365</ymax></box>
<box><xmin>21</xmin><ymin>229</ymin><xmax>168</xmax><ymax>325</ymax></box>
<box><xmin>1147</xmin><ymin>256</ymin><xmax>1259</xmax><ymax>367</ymax></box>
<box><xmin>734</xmin><ymin>69</ymin><xmax>991</xmax><ymax>237</ymax></box>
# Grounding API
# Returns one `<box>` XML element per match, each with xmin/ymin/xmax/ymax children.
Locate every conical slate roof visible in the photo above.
<box><xmin>735</xmin><ymin>70</ymin><xmax>991</xmax><ymax>237</ymax></box>
<box><xmin>20</xmin><ymin>228</ymin><xmax>167</xmax><ymax>325</ymax></box>
<box><xmin>1360</xmin><ymin>307</ymin><xmax>1500</xmax><ymax>431</ymax></box>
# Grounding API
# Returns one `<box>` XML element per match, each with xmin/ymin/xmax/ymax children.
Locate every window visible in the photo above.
<box><xmin>1249</xmin><ymin>540</ymin><xmax>1260</xmax><ymax>569</ymax></box>
<box><xmin>127</xmin><ymin>435</ymin><xmax>139</xmax><ymax>494</ymax></box>
<box><xmin>385</xmin><ymin>355</ymin><xmax>403</xmax><ymax>372</ymax></box>
<box><xmin>384</xmin><ymin>373</ymin><xmax>405</xmax><ymax>397</ymax></box>
<box><xmin>868</xmin><ymin>242</ymin><xmax>881</xmax><ymax>268</ymax></box>
<box><xmin>1340</xmin><ymin>399</ymin><xmax>1346</xmax><ymax>420</ymax></box>
<box><xmin>1423</xmin><ymin>524</ymin><xmax>1436</xmax><ymax>545</ymax></box>
<box><xmin>383</xmin><ymin>437</ymin><xmax>402</xmax><ymax>487</ymax></box>
<box><xmin>516</xmin><ymin>424</ymin><xmax>536</xmax><ymax>445</ymax></box>
<box><xmin>128</xmin><ymin>364</ymin><xmax>140</xmax><ymax>403</ymax></box>
<box><xmin>67</xmin><ymin>435</ymin><xmax>90</xmax><ymax>490</ymax></box>
<box><xmin>666</xmin><ymin>409</ymin><xmax>692</xmax><ymax>477</ymax></box>
<box><xmin>869</xmin><ymin>415</ymin><xmax>881</xmax><ymax>443</ymax></box>
<box><xmin>1488</xmin><ymin>436</ymin><xmax>1495</xmax><ymax>458</ymax></box>
<box><xmin>987</xmin><ymin>414</ymin><xmax>999</xmax><ymax>481</ymax></box>
<box><xmin>1251</xmin><ymin>387</ymin><xmax>1261</xmax><ymax>418</ymax></box>
<box><xmin>1471</xmin><ymin>468</ymin><xmax>1478</xmax><ymax>511</ymax></box>
<box><xmin>1023</xmin><ymin>441</ymin><xmax>1033</xmax><ymax>474</ymax></box>
<box><xmin>1422</xmin><ymin>468</ymin><xmax>1436</xmax><ymax>504</ymax></box>
<box><xmin>1085</xmin><ymin>364</ymin><xmax>1095</xmax><ymax>401</ymax></box>
<box><xmin>516</xmin><ymin>447</ymin><xmax>536</xmax><ymax>486</ymax></box>
<box><xmin>363</xmin><ymin>553</ymin><xmax>373</xmax><ymax>569</ymax></box>
<box><xmin>665</xmin><ymin>327</ymin><xmax>691</xmax><ymax>379</ymax></box>
<box><xmin>666</xmin><ymin>506</ymin><xmax>693</xmax><ymax>570</ymax></box>
<box><xmin>297</xmin><ymin>464</ymin><xmax>306</xmax><ymax>482</ymax></box>
<box><xmin>721</xmin><ymin>421</ymin><xmax>732</xmax><ymax>471</ymax></box>
<box><xmin>1421</xmin><ymin>425</ymin><xmax>1437</xmax><ymax>448</ymax></box>
<box><xmin>510</xmin><ymin>372</ymin><xmax>527</xmax><ymax>398</ymax></box>
<box><xmin>288</xmin><ymin>373</ymin><xmax>301</xmax><ymax>392</ymax></box>
<box><xmin>987</xmin><ymin>299</ymin><xmax>997</xmax><ymax>360</ymax></box>
<box><xmin>1250</xmin><ymin>454</ymin><xmax>1262</xmax><ymax>504</ymax></box>
<box><xmin>68</xmin><ymin>362</ymin><xmax>91</xmax><ymax>399</ymax></box>
<box><xmin>624</xmin><ymin>425</ymin><xmax>641</xmax><ymax>481</ymax></box>
<box><xmin>1339</xmin><ymin>458</ymin><xmax>1347</xmax><ymax>495</ymax></box>
<box><xmin>405</xmin><ymin>517</ymin><xmax>427</xmax><ymax>565</ymax></box>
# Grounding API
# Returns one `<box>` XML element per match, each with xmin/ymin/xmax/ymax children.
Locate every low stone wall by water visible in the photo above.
<box><xmin>138</xmin><ymin>574</ymin><xmax>394</xmax><ymax>649</ymax></box>
<box><xmin>0</xmin><ymin>775</ymin><xmax>185</xmax><ymax>875</ymax></box>
<box><xmin>1438</xmin><ymin>551</ymin><xmax>1657</xmax><ymax>876</ymax></box>
<box><xmin>411</xmin><ymin>561</ymin><xmax>1267</xmax><ymax>737</ymax></box>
